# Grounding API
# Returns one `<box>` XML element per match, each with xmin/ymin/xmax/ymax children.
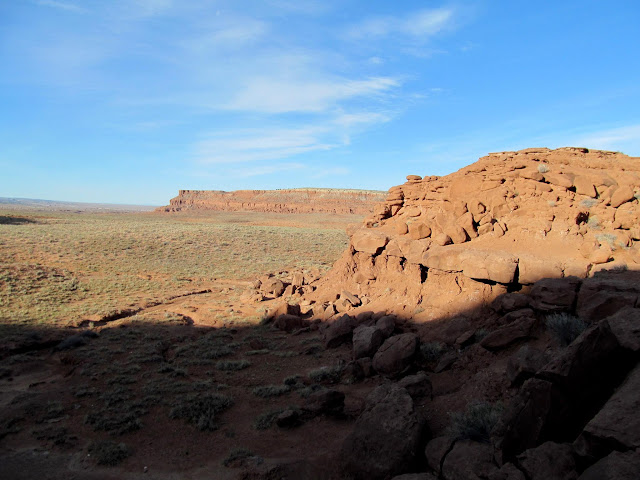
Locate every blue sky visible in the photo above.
<box><xmin>1</xmin><ymin>1</ymin><xmax>639</xmax><ymax>205</ymax></box>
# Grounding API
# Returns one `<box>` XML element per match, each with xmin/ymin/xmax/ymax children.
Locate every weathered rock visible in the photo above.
<box><xmin>341</xmin><ymin>290</ymin><xmax>362</xmax><ymax>307</ymax></box>
<box><xmin>480</xmin><ymin>316</ymin><xmax>536</xmax><ymax>351</ymax></box>
<box><xmin>341</xmin><ymin>385</ymin><xmax>426</xmax><ymax>480</ymax></box>
<box><xmin>303</xmin><ymin>388</ymin><xmax>345</xmax><ymax>417</ymax></box>
<box><xmin>506</xmin><ymin>345</ymin><xmax>549</xmax><ymax>386</ymax></box>
<box><xmin>273</xmin><ymin>314</ymin><xmax>306</xmax><ymax>333</ymax></box>
<box><xmin>422</xmin><ymin>246</ymin><xmax>518</xmax><ymax>284</ymax></box>
<box><xmin>575</xmin><ymin>363</ymin><xmax>640</xmax><ymax>459</ymax></box>
<box><xmin>276</xmin><ymin>409</ymin><xmax>301</xmax><ymax>428</ymax></box>
<box><xmin>425</xmin><ymin>436</ymin><xmax>455</xmax><ymax>475</ymax></box>
<box><xmin>610</xmin><ymin>185</ymin><xmax>635</xmax><ymax>208</ymax></box>
<box><xmin>516</xmin><ymin>441</ymin><xmax>578</xmax><ymax>480</ymax></box>
<box><xmin>376</xmin><ymin>315</ymin><xmax>396</xmax><ymax>337</ymax></box>
<box><xmin>605</xmin><ymin>306</ymin><xmax>640</xmax><ymax>351</ymax></box>
<box><xmin>493</xmin><ymin>293</ymin><xmax>531</xmax><ymax>313</ymax></box>
<box><xmin>487</xmin><ymin>463</ymin><xmax>526</xmax><ymax>480</ymax></box>
<box><xmin>352</xmin><ymin>325</ymin><xmax>386</xmax><ymax>360</ymax></box>
<box><xmin>372</xmin><ymin>333</ymin><xmax>420</xmax><ymax>377</ymax></box>
<box><xmin>396</xmin><ymin>372</ymin><xmax>432</xmax><ymax>402</ymax></box>
<box><xmin>441</xmin><ymin>440</ymin><xmax>498</xmax><ymax>480</ymax></box>
<box><xmin>352</xmin><ymin>230</ymin><xmax>389</xmax><ymax>255</ymax></box>
<box><xmin>408</xmin><ymin>222</ymin><xmax>432</xmax><ymax>240</ymax></box>
<box><xmin>260</xmin><ymin>277</ymin><xmax>285</xmax><ymax>297</ymax></box>
<box><xmin>321</xmin><ymin>314</ymin><xmax>356</xmax><ymax>348</ymax></box>
<box><xmin>577</xmin><ymin>450</ymin><xmax>640</xmax><ymax>480</ymax></box>
<box><xmin>529</xmin><ymin>277</ymin><xmax>581</xmax><ymax>313</ymax></box>
<box><xmin>576</xmin><ymin>273</ymin><xmax>640</xmax><ymax>323</ymax></box>
<box><xmin>390</xmin><ymin>474</ymin><xmax>437</xmax><ymax>480</ymax></box>
<box><xmin>434</xmin><ymin>351</ymin><xmax>458</xmax><ymax>373</ymax></box>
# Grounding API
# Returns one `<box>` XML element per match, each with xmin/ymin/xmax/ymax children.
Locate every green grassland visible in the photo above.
<box><xmin>0</xmin><ymin>209</ymin><xmax>352</xmax><ymax>329</ymax></box>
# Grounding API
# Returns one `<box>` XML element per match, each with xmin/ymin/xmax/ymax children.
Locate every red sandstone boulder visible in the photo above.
<box><xmin>516</xmin><ymin>442</ymin><xmax>578</xmax><ymax>480</ymax></box>
<box><xmin>351</xmin><ymin>230</ymin><xmax>389</xmax><ymax>255</ymax></box>
<box><xmin>372</xmin><ymin>333</ymin><xmax>420</xmax><ymax>377</ymax></box>
<box><xmin>341</xmin><ymin>384</ymin><xmax>426</xmax><ymax>480</ymax></box>
<box><xmin>352</xmin><ymin>325</ymin><xmax>385</xmax><ymax>360</ymax></box>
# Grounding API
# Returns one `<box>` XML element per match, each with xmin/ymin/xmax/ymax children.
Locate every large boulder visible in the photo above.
<box><xmin>372</xmin><ymin>333</ymin><xmax>420</xmax><ymax>377</ymax></box>
<box><xmin>529</xmin><ymin>277</ymin><xmax>581</xmax><ymax>313</ymax></box>
<box><xmin>396</xmin><ymin>372</ymin><xmax>433</xmax><ymax>402</ymax></box>
<box><xmin>352</xmin><ymin>325</ymin><xmax>386</xmax><ymax>360</ymax></box>
<box><xmin>575</xmin><ymin>363</ymin><xmax>640</xmax><ymax>459</ymax></box>
<box><xmin>577</xmin><ymin>450</ymin><xmax>640</xmax><ymax>480</ymax></box>
<box><xmin>480</xmin><ymin>316</ymin><xmax>536</xmax><ymax>351</ymax></box>
<box><xmin>506</xmin><ymin>346</ymin><xmax>549</xmax><ymax>386</ymax></box>
<box><xmin>441</xmin><ymin>440</ymin><xmax>498</xmax><ymax>480</ymax></box>
<box><xmin>516</xmin><ymin>441</ymin><xmax>578</xmax><ymax>480</ymax></box>
<box><xmin>576</xmin><ymin>273</ymin><xmax>640</xmax><ymax>323</ymax></box>
<box><xmin>351</xmin><ymin>230</ymin><xmax>389</xmax><ymax>255</ymax></box>
<box><xmin>341</xmin><ymin>385</ymin><xmax>427</xmax><ymax>480</ymax></box>
<box><xmin>321</xmin><ymin>314</ymin><xmax>356</xmax><ymax>348</ymax></box>
<box><xmin>422</xmin><ymin>246</ymin><xmax>518</xmax><ymax>284</ymax></box>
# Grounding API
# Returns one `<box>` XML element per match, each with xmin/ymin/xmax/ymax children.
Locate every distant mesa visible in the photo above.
<box><xmin>156</xmin><ymin>188</ymin><xmax>387</xmax><ymax>215</ymax></box>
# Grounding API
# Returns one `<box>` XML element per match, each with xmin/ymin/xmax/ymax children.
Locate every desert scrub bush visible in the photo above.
<box><xmin>169</xmin><ymin>393</ymin><xmax>233</xmax><ymax>431</ymax></box>
<box><xmin>537</xmin><ymin>163</ymin><xmax>549</xmax><ymax>173</ymax></box>
<box><xmin>254</xmin><ymin>407</ymin><xmax>287</xmax><ymax>430</ymax></box>
<box><xmin>216</xmin><ymin>359</ymin><xmax>251</xmax><ymax>371</ymax></box>
<box><xmin>308</xmin><ymin>364</ymin><xmax>344</xmax><ymax>384</ymax></box>
<box><xmin>84</xmin><ymin>402</ymin><xmax>145</xmax><ymax>435</ymax></box>
<box><xmin>420</xmin><ymin>341</ymin><xmax>444</xmax><ymax>362</ymax></box>
<box><xmin>580</xmin><ymin>198</ymin><xmax>598</xmax><ymax>208</ymax></box>
<box><xmin>252</xmin><ymin>385</ymin><xmax>291</xmax><ymax>398</ymax></box>
<box><xmin>595</xmin><ymin>233</ymin><xmax>618</xmax><ymax>250</ymax></box>
<box><xmin>447</xmin><ymin>401</ymin><xmax>504</xmax><ymax>443</ymax></box>
<box><xmin>545</xmin><ymin>313</ymin><xmax>587</xmax><ymax>347</ymax></box>
<box><xmin>223</xmin><ymin>448</ymin><xmax>258</xmax><ymax>467</ymax></box>
<box><xmin>245</xmin><ymin>349</ymin><xmax>270</xmax><ymax>356</ymax></box>
<box><xmin>88</xmin><ymin>440</ymin><xmax>131</xmax><ymax>466</ymax></box>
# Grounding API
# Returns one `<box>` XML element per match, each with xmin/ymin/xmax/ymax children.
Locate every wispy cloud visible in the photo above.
<box><xmin>348</xmin><ymin>8</ymin><xmax>455</xmax><ymax>40</ymax></box>
<box><xmin>226</xmin><ymin>76</ymin><xmax>400</xmax><ymax>114</ymax></box>
<box><xmin>193</xmin><ymin>127</ymin><xmax>336</xmax><ymax>164</ymax></box>
<box><xmin>570</xmin><ymin>124</ymin><xmax>640</xmax><ymax>153</ymax></box>
<box><xmin>33</xmin><ymin>0</ymin><xmax>86</xmax><ymax>13</ymax></box>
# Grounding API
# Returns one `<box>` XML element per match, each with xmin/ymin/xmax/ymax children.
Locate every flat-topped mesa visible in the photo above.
<box><xmin>304</xmin><ymin>147</ymin><xmax>640</xmax><ymax>321</ymax></box>
<box><xmin>156</xmin><ymin>188</ymin><xmax>386</xmax><ymax>215</ymax></box>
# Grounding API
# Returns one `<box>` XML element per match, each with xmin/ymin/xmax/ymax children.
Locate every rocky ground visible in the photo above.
<box><xmin>1</xmin><ymin>147</ymin><xmax>639</xmax><ymax>479</ymax></box>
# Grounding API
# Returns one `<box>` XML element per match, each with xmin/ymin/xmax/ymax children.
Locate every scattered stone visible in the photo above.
<box><xmin>516</xmin><ymin>441</ymin><xmax>578</xmax><ymax>480</ymax></box>
<box><xmin>321</xmin><ymin>314</ymin><xmax>356</xmax><ymax>348</ymax></box>
<box><xmin>577</xmin><ymin>450</ymin><xmax>640</xmax><ymax>480</ymax></box>
<box><xmin>396</xmin><ymin>372</ymin><xmax>432</xmax><ymax>402</ymax></box>
<box><xmin>506</xmin><ymin>345</ymin><xmax>549</xmax><ymax>386</ymax></box>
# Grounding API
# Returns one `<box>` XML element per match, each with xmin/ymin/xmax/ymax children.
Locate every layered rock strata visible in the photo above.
<box><xmin>157</xmin><ymin>188</ymin><xmax>386</xmax><ymax>215</ymax></box>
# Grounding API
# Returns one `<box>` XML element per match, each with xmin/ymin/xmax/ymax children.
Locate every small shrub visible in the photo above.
<box><xmin>169</xmin><ymin>393</ymin><xmax>234</xmax><ymax>431</ymax></box>
<box><xmin>254</xmin><ymin>407</ymin><xmax>287</xmax><ymax>430</ymax></box>
<box><xmin>308</xmin><ymin>364</ymin><xmax>343</xmax><ymax>384</ymax></box>
<box><xmin>545</xmin><ymin>313</ymin><xmax>587</xmax><ymax>347</ymax></box>
<box><xmin>88</xmin><ymin>440</ymin><xmax>130</xmax><ymax>466</ymax></box>
<box><xmin>223</xmin><ymin>447</ymin><xmax>257</xmax><ymax>467</ymax></box>
<box><xmin>447</xmin><ymin>401</ymin><xmax>504</xmax><ymax>443</ymax></box>
<box><xmin>595</xmin><ymin>233</ymin><xmax>618</xmax><ymax>250</ymax></box>
<box><xmin>216</xmin><ymin>359</ymin><xmax>251</xmax><ymax>371</ymax></box>
<box><xmin>252</xmin><ymin>385</ymin><xmax>290</xmax><ymax>398</ymax></box>
<box><xmin>538</xmin><ymin>164</ymin><xmax>549</xmax><ymax>173</ymax></box>
<box><xmin>580</xmin><ymin>198</ymin><xmax>598</xmax><ymax>208</ymax></box>
<box><xmin>245</xmin><ymin>349</ymin><xmax>270</xmax><ymax>356</ymax></box>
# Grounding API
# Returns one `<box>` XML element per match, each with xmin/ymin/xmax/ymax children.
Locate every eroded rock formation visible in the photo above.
<box><xmin>157</xmin><ymin>188</ymin><xmax>386</xmax><ymax>215</ymax></box>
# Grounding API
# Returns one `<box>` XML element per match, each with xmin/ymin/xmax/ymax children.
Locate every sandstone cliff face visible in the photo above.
<box><xmin>157</xmin><ymin>188</ymin><xmax>386</xmax><ymax>215</ymax></box>
<box><xmin>305</xmin><ymin>147</ymin><xmax>640</xmax><ymax>320</ymax></box>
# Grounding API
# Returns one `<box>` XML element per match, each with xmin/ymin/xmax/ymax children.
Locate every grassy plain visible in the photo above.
<box><xmin>0</xmin><ymin>207</ymin><xmax>362</xmax><ymax>477</ymax></box>
<box><xmin>0</xmin><ymin>208</ymin><xmax>353</xmax><ymax>332</ymax></box>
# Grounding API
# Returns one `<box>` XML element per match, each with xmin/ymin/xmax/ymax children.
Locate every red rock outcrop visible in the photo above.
<box><xmin>157</xmin><ymin>188</ymin><xmax>386</xmax><ymax>215</ymax></box>
<box><xmin>304</xmin><ymin>147</ymin><xmax>640</xmax><ymax>320</ymax></box>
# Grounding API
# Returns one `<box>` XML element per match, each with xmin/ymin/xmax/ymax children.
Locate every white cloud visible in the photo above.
<box><xmin>348</xmin><ymin>8</ymin><xmax>455</xmax><ymax>40</ymax></box>
<box><xmin>234</xmin><ymin>162</ymin><xmax>305</xmax><ymax>178</ymax></box>
<box><xmin>226</xmin><ymin>76</ymin><xmax>400</xmax><ymax>113</ymax></box>
<box><xmin>193</xmin><ymin>127</ymin><xmax>336</xmax><ymax>164</ymax></box>
<box><xmin>333</xmin><ymin>112</ymin><xmax>390</xmax><ymax>128</ymax></box>
<box><xmin>33</xmin><ymin>0</ymin><xmax>86</xmax><ymax>13</ymax></box>
<box><xmin>569</xmin><ymin>124</ymin><xmax>640</xmax><ymax>153</ymax></box>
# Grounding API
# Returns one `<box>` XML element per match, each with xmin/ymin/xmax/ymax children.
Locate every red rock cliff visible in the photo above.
<box><xmin>157</xmin><ymin>188</ymin><xmax>386</xmax><ymax>215</ymax></box>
